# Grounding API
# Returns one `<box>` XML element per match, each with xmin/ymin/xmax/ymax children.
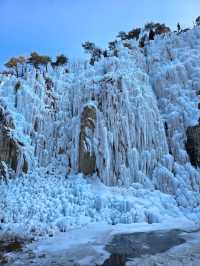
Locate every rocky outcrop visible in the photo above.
<box><xmin>186</xmin><ymin>124</ymin><xmax>200</xmax><ymax>167</ymax></box>
<box><xmin>0</xmin><ymin>161</ymin><xmax>9</xmax><ymax>181</ymax></box>
<box><xmin>0</xmin><ymin>106</ymin><xmax>28</xmax><ymax>175</ymax></box>
<box><xmin>78</xmin><ymin>104</ymin><xmax>97</xmax><ymax>176</ymax></box>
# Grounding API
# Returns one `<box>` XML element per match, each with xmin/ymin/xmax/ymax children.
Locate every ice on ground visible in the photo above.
<box><xmin>0</xmin><ymin>170</ymin><xmax>191</xmax><ymax>237</ymax></box>
<box><xmin>4</xmin><ymin>220</ymin><xmax>199</xmax><ymax>266</ymax></box>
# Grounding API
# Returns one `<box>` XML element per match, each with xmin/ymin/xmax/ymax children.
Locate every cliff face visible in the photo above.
<box><xmin>1</xmin><ymin>26</ymin><xmax>200</xmax><ymax>233</ymax></box>
<box><xmin>0</xmin><ymin>51</ymin><xmax>169</xmax><ymax>187</ymax></box>
<box><xmin>0</xmin><ymin>105</ymin><xmax>28</xmax><ymax>177</ymax></box>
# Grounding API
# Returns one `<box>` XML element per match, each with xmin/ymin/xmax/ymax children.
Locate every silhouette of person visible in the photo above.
<box><xmin>177</xmin><ymin>23</ymin><xmax>181</xmax><ymax>32</ymax></box>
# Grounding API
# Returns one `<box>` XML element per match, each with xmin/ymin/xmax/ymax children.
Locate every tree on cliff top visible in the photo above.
<box><xmin>51</xmin><ymin>54</ymin><xmax>69</xmax><ymax>68</ymax></box>
<box><xmin>55</xmin><ymin>54</ymin><xmax>68</xmax><ymax>66</ymax></box>
<box><xmin>28</xmin><ymin>52</ymin><xmax>51</xmax><ymax>71</ymax></box>
<box><xmin>5</xmin><ymin>56</ymin><xmax>26</xmax><ymax>77</ymax></box>
<box><xmin>82</xmin><ymin>41</ymin><xmax>102</xmax><ymax>65</ymax></box>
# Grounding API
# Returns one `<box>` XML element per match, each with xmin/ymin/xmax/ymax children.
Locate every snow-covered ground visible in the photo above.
<box><xmin>3</xmin><ymin>221</ymin><xmax>200</xmax><ymax>266</ymax></box>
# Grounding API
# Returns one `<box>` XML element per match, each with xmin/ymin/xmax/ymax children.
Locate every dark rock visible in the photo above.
<box><xmin>0</xmin><ymin>132</ymin><xmax>18</xmax><ymax>172</ymax></box>
<box><xmin>45</xmin><ymin>77</ymin><xmax>54</xmax><ymax>91</ymax></box>
<box><xmin>186</xmin><ymin>124</ymin><xmax>200</xmax><ymax>167</ymax></box>
<box><xmin>0</xmin><ymin>105</ymin><xmax>28</xmax><ymax>175</ymax></box>
<box><xmin>0</xmin><ymin>161</ymin><xmax>9</xmax><ymax>181</ymax></box>
<box><xmin>58</xmin><ymin>147</ymin><xmax>65</xmax><ymax>154</ymax></box>
<box><xmin>34</xmin><ymin>119</ymin><xmax>39</xmax><ymax>132</ymax></box>
<box><xmin>22</xmin><ymin>155</ymin><xmax>28</xmax><ymax>174</ymax></box>
<box><xmin>78</xmin><ymin>104</ymin><xmax>96</xmax><ymax>175</ymax></box>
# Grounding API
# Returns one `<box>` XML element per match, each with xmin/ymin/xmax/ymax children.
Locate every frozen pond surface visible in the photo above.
<box><xmin>1</xmin><ymin>223</ymin><xmax>200</xmax><ymax>266</ymax></box>
<box><xmin>103</xmin><ymin>230</ymin><xmax>185</xmax><ymax>266</ymax></box>
<box><xmin>102</xmin><ymin>229</ymin><xmax>185</xmax><ymax>266</ymax></box>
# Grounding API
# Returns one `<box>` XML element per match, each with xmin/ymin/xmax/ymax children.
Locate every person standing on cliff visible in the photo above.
<box><xmin>177</xmin><ymin>23</ymin><xmax>181</xmax><ymax>32</ymax></box>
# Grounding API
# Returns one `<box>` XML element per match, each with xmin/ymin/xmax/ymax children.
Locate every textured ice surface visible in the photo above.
<box><xmin>1</xmin><ymin>26</ymin><xmax>200</xmax><ymax>236</ymax></box>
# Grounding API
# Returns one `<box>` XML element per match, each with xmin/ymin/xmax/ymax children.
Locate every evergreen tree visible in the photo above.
<box><xmin>5</xmin><ymin>57</ymin><xmax>18</xmax><ymax>76</ymax></box>
<box><xmin>108</xmin><ymin>41</ymin><xmax>118</xmax><ymax>57</ymax></box>
<box><xmin>127</xmin><ymin>28</ymin><xmax>141</xmax><ymax>40</ymax></box>
<box><xmin>55</xmin><ymin>54</ymin><xmax>68</xmax><ymax>66</ymax></box>
<box><xmin>28</xmin><ymin>52</ymin><xmax>40</xmax><ymax>68</ymax></box>
<box><xmin>82</xmin><ymin>41</ymin><xmax>102</xmax><ymax>65</ymax></box>
<box><xmin>5</xmin><ymin>56</ymin><xmax>26</xmax><ymax>77</ymax></box>
<box><xmin>40</xmin><ymin>55</ymin><xmax>51</xmax><ymax>71</ymax></box>
<box><xmin>117</xmin><ymin>31</ymin><xmax>128</xmax><ymax>40</ymax></box>
<box><xmin>196</xmin><ymin>16</ymin><xmax>200</xmax><ymax>26</ymax></box>
<box><xmin>28</xmin><ymin>52</ymin><xmax>51</xmax><ymax>71</ymax></box>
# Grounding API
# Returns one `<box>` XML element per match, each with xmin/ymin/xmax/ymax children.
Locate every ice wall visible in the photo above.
<box><xmin>0</xmin><ymin>48</ymin><xmax>169</xmax><ymax>187</ymax></box>
<box><xmin>145</xmin><ymin>27</ymin><xmax>200</xmax><ymax>208</ymax></box>
<box><xmin>0</xmin><ymin>26</ymin><xmax>200</xmax><ymax>193</ymax></box>
<box><xmin>68</xmin><ymin>54</ymin><xmax>169</xmax><ymax>186</ymax></box>
<box><xmin>2</xmin><ymin>26</ymin><xmax>200</xmax><ymax>234</ymax></box>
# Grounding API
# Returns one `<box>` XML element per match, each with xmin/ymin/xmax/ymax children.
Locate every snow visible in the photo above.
<box><xmin>12</xmin><ymin>220</ymin><xmax>198</xmax><ymax>266</ymax></box>
<box><xmin>1</xmin><ymin>26</ymin><xmax>200</xmax><ymax>239</ymax></box>
<box><xmin>34</xmin><ymin>219</ymin><xmax>196</xmax><ymax>253</ymax></box>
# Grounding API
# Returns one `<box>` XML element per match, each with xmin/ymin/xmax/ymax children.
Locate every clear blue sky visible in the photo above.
<box><xmin>1</xmin><ymin>0</ymin><xmax>200</xmax><ymax>67</ymax></box>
